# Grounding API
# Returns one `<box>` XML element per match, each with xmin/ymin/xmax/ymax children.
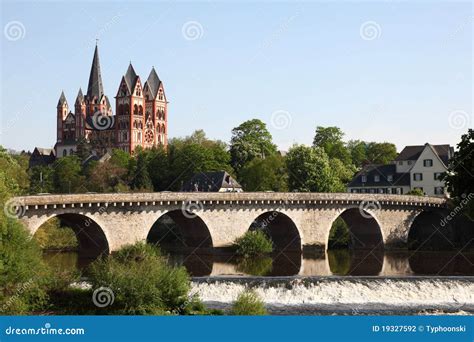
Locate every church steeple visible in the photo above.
<box><xmin>86</xmin><ymin>44</ymin><xmax>104</xmax><ymax>99</ymax></box>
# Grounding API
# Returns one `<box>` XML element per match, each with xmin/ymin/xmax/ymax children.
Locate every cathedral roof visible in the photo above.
<box><xmin>144</xmin><ymin>67</ymin><xmax>161</xmax><ymax>99</ymax></box>
<box><xmin>57</xmin><ymin>91</ymin><xmax>68</xmax><ymax>107</ymax></box>
<box><xmin>86</xmin><ymin>44</ymin><xmax>104</xmax><ymax>99</ymax></box>
<box><xmin>124</xmin><ymin>63</ymin><xmax>138</xmax><ymax>93</ymax></box>
<box><xmin>75</xmin><ymin>88</ymin><xmax>84</xmax><ymax>104</ymax></box>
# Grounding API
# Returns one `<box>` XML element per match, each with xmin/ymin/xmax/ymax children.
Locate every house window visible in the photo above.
<box><xmin>374</xmin><ymin>175</ymin><xmax>380</xmax><ymax>182</ymax></box>
<box><xmin>408</xmin><ymin>160</ymin><xmax>413</xmax><ymax>165</ymax></box>
<box><xmin>434</xmin><ymin>187</ymin><xmax>444</xmax><ymax>195</ymax></box>
<box><xmin>398</xmin><ymin>161</ymin><xmax>403</xmax><ymax>166</ymax></box>
<box><xmin>378</xmin><ymin>188</ymin><xmax>384</xmax><ymax>194</ymax></box>
<box><xmin>423</xmin><ymin>159</ymin><xmax>433</xmax><ymax>167</ymax></box>
<box><xmin>434</xmin><ymin>172</ymin><xmax>443</xmax><ymax>181</ymax></box>
<box><xmin>63</xmin><ymin>150</ymin><xmax>67</xmax><ymax>157</ymax></box>
<box><xmin>387</xmin><ymin>175</ymin><xmax>393</xmax><ymax>182</ymax></box>
<box><xmin>361</xmin><ymin>175</ymin><xmax>367</xmax><ymax>183</ymax></box>
<box><xmin>413</xmin><ymin>173</ymin><xmax>423</xmax><ymax>181</ymax></box>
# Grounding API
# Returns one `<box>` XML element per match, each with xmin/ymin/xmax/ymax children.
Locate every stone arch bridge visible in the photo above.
<box><xmin>13</xmin><ymin>192</ymin><xmax>447</xmax><ymax>256</ymax></box>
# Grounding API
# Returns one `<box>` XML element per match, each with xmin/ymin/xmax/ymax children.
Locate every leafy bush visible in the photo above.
<box><xmin>88</xmin><ymin>242</ymin><xmax>191</xmax><ymax>315</ymax></box>
<box><xmin>34</xmin><ymin>217</ymin><xmax>78</xmax><ymax>250</ymax></box>
<box><xmin>328</xmin><ymin>217</ymin><xmax>350</xmax><ymax>249</ymax></box>
<box><xmin>406</xmin><ymin>188</ymin><xmax>425</xmax><ymax>196</ymax></box>
<box><xmin>234</xmin><ymin>230</ymin><xmax>273</xmax><ymax>257</ymax></box>
<box><xmin>230</xmin><ymin>290</ymin><xmax>267</xmax><ymax>315</ymax></box>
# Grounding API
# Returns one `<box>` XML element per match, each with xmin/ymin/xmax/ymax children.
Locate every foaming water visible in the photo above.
<box><xmin>192</xmin><ymin>276</ymin><xmax>474</xmax><ymax>315</ymax></box>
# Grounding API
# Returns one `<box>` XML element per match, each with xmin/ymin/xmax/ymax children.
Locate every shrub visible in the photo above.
<box><xmin>328</xmin><ymin>217</ymin><xmax>350</xmax><ymax>249</ymax></box>
<box><xmin>88</xmin><ymin>242</ymin><xmax>191</xmax><ymax>315</ymax></box>
<box><xmin>406</xmin><ymin>188</ymin><xmax>425</xmax><ymax>196</ymax></box>
<box><xmin>34</xmin><ymin>217</ymin><xmax>78</xmax><ymax>250</ymax></box>
<box><xmin>234</xmin><ymin>230</ymin><xmax>273</xmax><ymax>257</ymax></box>
<box><xmin>230</xmin><ymin>290</ymin><xmax>267</xmax><ymax>315</ymax></box>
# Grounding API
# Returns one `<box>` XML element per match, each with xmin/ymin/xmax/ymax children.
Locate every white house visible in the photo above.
<box><xmin>347</xmin><ymin>144</ymin><xmax>454</xmax><ymax>197</ymax></box>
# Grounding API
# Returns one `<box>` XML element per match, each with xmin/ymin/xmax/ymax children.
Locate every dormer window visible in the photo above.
<box><xmin>374</xmin><ymin>175</ymin><xmax>380</xmax><ymax>182</ymax></box>
<box><xmin>387</xmin><ymin>175</ymin><xmax>393</xmax><ymax>182</ymax></box>
<box><xmin>361</xmin><ymin>175</ymin><xmax>367</xmax><ymax>183</ymax></box>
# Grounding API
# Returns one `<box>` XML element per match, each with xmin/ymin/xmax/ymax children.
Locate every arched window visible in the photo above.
<box><xmin>157</xmin><ymin>125</ymin><xmax>161</xmax><ymax>133</ymax></box>
<box><xmin>123</xmin><ymin>132</ymin><xmax>127</xmax><ymax>141</ymax></box>
<box><xmin>162</xmin><ymin>111</ymin><xmax>166</xmax><ymax>121</ymax></box>
<box><xmin>133</xmin><ymin>104</ymin><xmax>138</xmax><ymax>115</ymax></box>
<box><xmin>70</xmin><ymin>149</ymin><xmax>74</xmax><ymax>155</ymax></box>
<box><xmin>162</xmin><ymin>124</ymin><xmax>166</xmax><ymax>134</ymax></box>
<box><xmin>118</xmin><ymin>104</ymin><xmax>124</xmax><ymax>116</ymax></box>
<box><xmin>139</xmin><ymin>105</ymin><xmax>143</xmax><ymax>116</ymax></box>
<box><xmin>158</xmin><ymin>89</ymin><xmax>164</xmax><ymax>101</ymax></box>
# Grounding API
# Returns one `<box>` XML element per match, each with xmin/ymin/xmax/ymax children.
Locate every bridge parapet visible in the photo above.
<box><xmin>14</xmin><ymin>192</ymin><xmax>447</xmax><ymax>211</ymax></box>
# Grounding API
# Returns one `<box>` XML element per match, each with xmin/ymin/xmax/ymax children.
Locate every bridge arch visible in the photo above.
<box><xmin>407</xmin><ymin>209</ymin><xmax>455</xmax><ymax>250</ymax></box>
<box><xmin>326</xmin><ymin>207</ymin><xmax>384</xmax><ymax>250</ymax></box>
<box><xmin>146</xmin><ymin>209</ymin><xmax>213</xmax><ymax>251</ymax></box>
<box><xmin>247</xmin><ymin>211</ymin><xmax>302</xmax><ymax>252</ymax></box>
<box><xmin>32</xmin><ymin>213</ymin><xmax>110</xmax><ymax>258</ymax></box>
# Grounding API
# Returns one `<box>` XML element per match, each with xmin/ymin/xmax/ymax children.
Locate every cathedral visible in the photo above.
<box><xmin>55</xmin><ymin>44</ymin><xmax>168</xmax><ymax>157</ymax></box>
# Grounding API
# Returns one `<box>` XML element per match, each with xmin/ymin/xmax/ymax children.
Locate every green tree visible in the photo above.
<box><xmin>230</xmin><ymin>119</ymin><xmax>277</xmax><ymax>174</ymax></box>
<box><xmin>146</xmin><ymin>146</ymin><xmax>170</xmax><ymax>191</ymax></box>
<box><xmin>365</xmin><ymin>142</ymin><xmax>397</xmax><ymax>165</ymax></box>
<box><xmin>285</xmin><ymin>145</ymin><xmax>337</xmax><ymax>192</ymax></box>
<box><xmin>443</xmin><ymin>129</ymin><xmax>474</xmax><ymax>219</ymax></box>
<box><xmin>29</xmin><ymin>165</ymin><xmax>54</xmax><ymax>194</ymax></box>
<box><xmin>75</xmin><ymin>138</ymin><xmax>92</xmax><ymax>162</ymax></box>
<box><xmin>0</xmin><ymin>147</ymin><xmax>50</xmax><ymax>314</ymax></box>
<box><xmin>329</xmin><ymin>158</ymin><xmax>356</xmax><ymax>192</ymax></box>
<box><xmin>89</xmin><ymin>160</ymin><xmax>129</xmax><ymax>193</ymax></box>
<box><xmin>312</xmin><ymin>126</ymin><xmax>351</xmax><ymax>164</ymax></box>
<box><xmin>129</xmin><ymin>149</ymin><xmax>153</xmax><ymax>191</ymax></box>
<box><xmin>52</xmin><ymin>156</ymin><xmax>85</xmax><ymax>193</ymax></box>
<box><xmin>406</xmin><ymin>188</ymin><xmax>425</xmax><ymax>196</ymax></box>
<box><xmin>238</xmin><ymin>154</ymin><xmax>288</xmax><ymax>191</ymax></box>
<box><xmin>346</xmin><ymin>140</ymin><xmax>368</xmax><ymax>167</ymax></box>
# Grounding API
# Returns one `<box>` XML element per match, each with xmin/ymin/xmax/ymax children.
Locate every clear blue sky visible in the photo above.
<box><xmin>1</xmin><ymin>0</ymin><xmax>472</xmax><ymax>152</ymax></box>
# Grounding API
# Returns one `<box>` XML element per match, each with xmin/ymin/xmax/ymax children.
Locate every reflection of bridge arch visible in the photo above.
<box><xmin>327</xmin><ymin>207</ymin><xmax>384</xmax><ymax>250</ymax></box>
<box><xmin>248</xmin><ymin>211</ymin><xmax>302</xmax><ymax>252</ymax></box>
<box><xmin>33</xmin><ymin>213</ymin><xmax>109</xmax><ymax>258</ymax></box>
<box><xmin>147</xmin><ymin>209</ymin><xmax>213</xmax><ymax>251</ymax></box>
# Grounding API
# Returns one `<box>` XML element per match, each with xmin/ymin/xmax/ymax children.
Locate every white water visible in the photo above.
<box><xmin>191</xmin><ymin>277</ymin><xmax>474</xmax><ymax>315</ymax></box>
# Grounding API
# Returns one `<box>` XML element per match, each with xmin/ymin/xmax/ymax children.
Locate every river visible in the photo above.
<box><xmin>43</xmin><ymin>249</ymin><xmax>474</xmax><ymax>315</ymax></box>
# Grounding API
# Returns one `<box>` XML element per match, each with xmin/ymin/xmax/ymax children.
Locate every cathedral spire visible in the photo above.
<box><xmin>86</xmin><ymin>44</ymin><xmax>104</xmax><ymax>99</ymax></box>
<box><xmin>57</xmin><ymin>90</ymin><xmax>68</xmax><ymax>107</ymax></box>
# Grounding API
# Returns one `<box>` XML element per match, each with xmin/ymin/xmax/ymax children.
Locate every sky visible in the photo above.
<box><xmin>1</xmin><ymin>0</ymin><xmax>472</xmax><ymax>152</ymax></box>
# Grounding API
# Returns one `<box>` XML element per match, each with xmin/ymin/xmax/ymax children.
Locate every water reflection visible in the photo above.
<box><xmin>42</xmin><ymin>249</ymin><xmax>474</xmax><ymax>277</ymax></box>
